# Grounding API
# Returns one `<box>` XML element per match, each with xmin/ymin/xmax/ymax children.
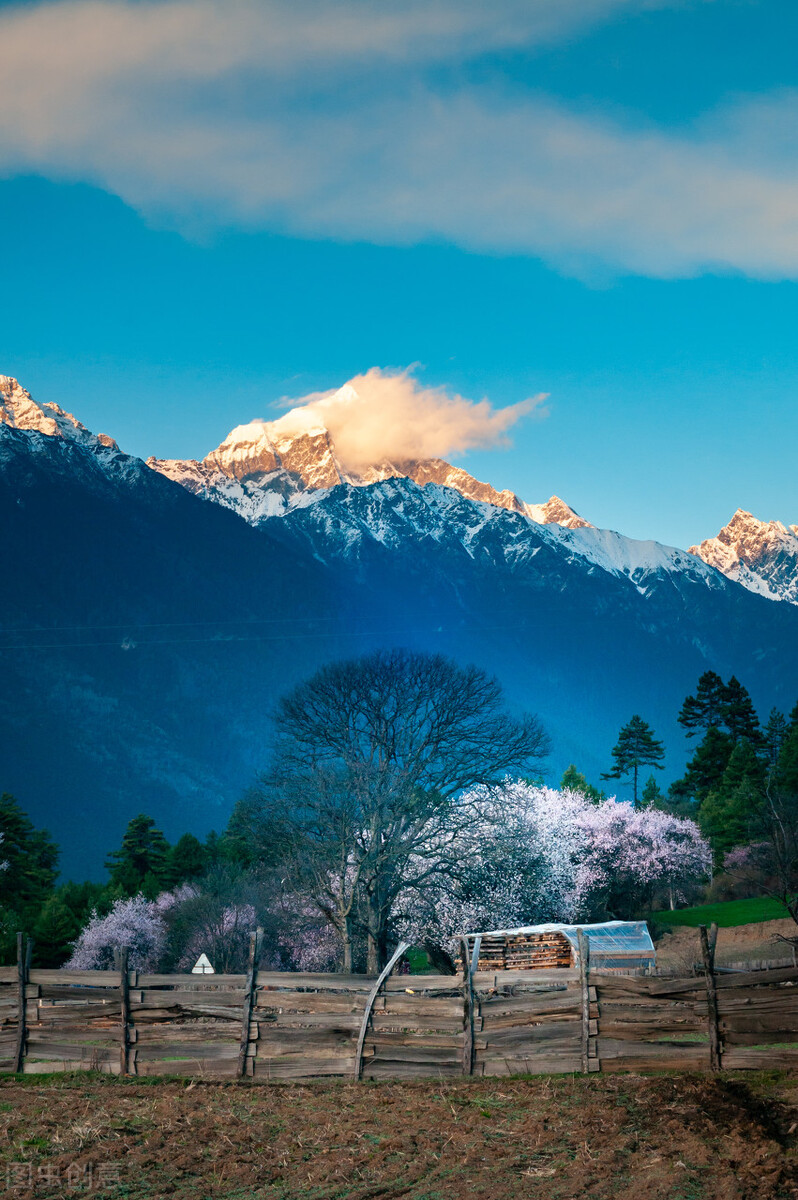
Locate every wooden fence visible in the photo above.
<box><xmin>4</xmin><ymin>928</ymin><xmax>798</xmax><ymax>1079</ymax></box>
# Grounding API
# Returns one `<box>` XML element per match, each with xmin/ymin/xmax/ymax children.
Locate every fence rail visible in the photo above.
<box><xmin>4</xmin><ymin>928</ymin><xmax>798</xmax><ymax>1080</ymax></box>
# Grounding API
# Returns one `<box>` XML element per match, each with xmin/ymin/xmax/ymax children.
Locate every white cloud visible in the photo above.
<box><xmin>267</xmin><ymin>368</ymin><xmax>544</xmax><ymax>469</ymax></box>
<box><xmin>3</xmin><ymin>0</ymin><xmax>797</xmax><ymax>278</ymax></box>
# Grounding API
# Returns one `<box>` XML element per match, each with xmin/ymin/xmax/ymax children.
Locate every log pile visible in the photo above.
<box><xmin>460</xmin><ymin>931</ymin><xmax>574</xmax><ymax>972</ymax></box>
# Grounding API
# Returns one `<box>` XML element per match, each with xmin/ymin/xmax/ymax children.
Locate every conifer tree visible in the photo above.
<box><xmin>677</xmin><ymin>671</ymin><xmax>726</xmax><ymax>737</ymax></box>
<box><xmin>764</xmin><ymin>708</ymin><xmax>789</xmax><ymax>774</ymax></box>
<box><xmin>777</xmin><ymin>721</ymin><xmax>798</xmax><ymax>797</ymax></box>
<box><xmin>681</xmin><ymin>725</ymin><xmax>734</xmax><ymax>802</ymax></box>
<box><xmin>641</xmin><ymin>776</ymin><xmax>665</xmax><ymax>807</ymax></box>
<box><xmin>722</xmin><ymin>676</ymin><xmax>763</xmax><ymax>746</ymax></box>
<box><xmin>560</xmin><ymin>764</ymin><xmax>605</xmax><ymax>803</ymax></box>
<box><xmin>602</xmin><ymin>715</ymin><xmax>665</xmax><ymax>805</ymax></box>
<box><xmin>105</xmin><ymin>815</ymin><xmax>171</xmax><ymax>896</ymax></box>
<box><xmin>167</xmin><ymin>833</ymin><xmax>208</xmax><ymax>885</ymax></box>
<box><xmin>698</xmin><ymin>738</ymin><xmax>765</xmax><ymax>862</ymax></box>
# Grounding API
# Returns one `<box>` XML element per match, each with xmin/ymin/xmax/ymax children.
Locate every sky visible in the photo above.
<box><xmin>1</xmin><ymin>0</ymin><xmax>797</xmax><ymax>548</ymax></box>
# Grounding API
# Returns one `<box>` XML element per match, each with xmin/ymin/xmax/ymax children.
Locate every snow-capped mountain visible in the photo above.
<box><xmin>690</xmin><ymin>509</ymin><xmax>798</xmax><ymax>606</ymax></box>
<box><xmin>2</xmin><ymin>373</ymin><xmax>798</xmax><ymax>878</ymax></box>
<box><xmin>149</xmin><ymin>384</ymin><xmax>590</xmax><ymax>530</ymax></box>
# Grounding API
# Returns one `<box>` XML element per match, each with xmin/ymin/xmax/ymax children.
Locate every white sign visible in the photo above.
<box><xmin>191</xmin><ymin>953</ymin><xmax>214</xmax><ymax>974</ymax></box>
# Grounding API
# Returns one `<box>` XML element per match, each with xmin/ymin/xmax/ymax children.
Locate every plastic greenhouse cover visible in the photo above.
<box><xmin>467</xmin><ymin>920</ymin><xmax>655</xmax><ymax>962</ymax></box>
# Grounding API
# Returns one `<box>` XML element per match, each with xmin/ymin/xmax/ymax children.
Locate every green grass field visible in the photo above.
<box><xmin>649</xmin><ymin>896</ymin><xmax>790</xmax><ymax>928</ymax></box>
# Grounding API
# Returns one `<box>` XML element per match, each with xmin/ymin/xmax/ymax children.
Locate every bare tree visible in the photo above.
<box><xmin>236</xmin><ymin>649</ymin><xmax>549</xmax><ymax>972</ymax></box>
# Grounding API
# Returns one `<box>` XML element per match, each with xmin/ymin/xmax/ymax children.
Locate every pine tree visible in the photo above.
<box><xmin>602</xmin><ymin>715</ymin><xmax>665</xmax><ymax>805</ymax></box>
<box><xmin>776</xmin><ymin>722</ymin><xmax>798</xmax><ymax>797</ymax></box>
<box><xmin>167</xmin><ymin>833</ymin><xmax>207</xmax><ymax>885</ymax></box>
<box><xmin>698</xmin><ymin>739</ymin><xmax>766</xmax><ymax>862</ymax></box>
<box><xmin>0</xmin><ymin>794</ymin><xmax>59</xmax><ymax>911</ymax></box>
<box><xmin>722</xmin><ymin>676</ymin><xmax>763</xmax><ymax>746</ymax></box>
<box><xmin>560</xmin><ymin>764</ymin><xmax>605</xmax><ymax>803</ymax></box>
<box><xmin>680</xmin><ymin>725</ymin><xmax>734</xmax><ymax>803</ymax></box>
<box><xmin>641</xmin><ymin>776</ymin><xmax>665</xmax><ymax>807</ymax></box>
<box><xmin>32</xmin><ymin>896</ymin><xmax>82</xmax><ymax>967</ymax></box>
<box><xmin>677</xmin><ymin>671</ymin><xmax>726</xmax><ymax>737</ymax></box>
<box><xmin>764</xmin><ymin>708</ymin><xmax>789</xmax><ymax>774</ymax></box>
<box><xmin>105</xmin><ymin>815</ymin><xmax>171</xmax><ymax>896</ymax></box>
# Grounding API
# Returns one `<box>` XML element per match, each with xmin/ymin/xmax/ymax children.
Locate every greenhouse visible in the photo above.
<box><xmin>462</xmin><ymin>921</ymin><xmax>656</xmax><ymax>973</ymax></box>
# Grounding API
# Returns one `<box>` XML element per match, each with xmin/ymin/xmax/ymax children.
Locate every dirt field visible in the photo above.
<box><xmin>3</xmin><ymin>1071</ymin><xmax>798</xmax><ymax>1199</ymax></box>
<box><xmin>655</xmin><ymin>918</ymin><xmax>798</xmax><ymax>972</ymax></box>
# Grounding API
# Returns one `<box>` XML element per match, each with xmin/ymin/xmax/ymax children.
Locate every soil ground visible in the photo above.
<box><xmin>3</xmin><ymin>1071</ymin><xmax>798</xmax><ymax>1199</ymax></box>
<box><xmin>654</xmin><ymin>918</ymin><xmax>798</xmax><ymax>973</ymax></box>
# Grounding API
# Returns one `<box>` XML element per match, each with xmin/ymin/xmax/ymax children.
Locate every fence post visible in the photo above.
<box><xmin>460</xmin><ymin>935</ymin><xmax>481</xmax><ymax>1077</ymax></box>
<box><xmin>238</xmin><ymin>928</ymin><xmax>262</xmax><ymax>1079</ymax></box>
<box><xmin>13</xmin><ymin>933</ymin><xmax>28</xmax><ymax>1074</ymax></box>
<box><xmin>699</xmin><ymin>924</ymin><xmax>721</xmax><ymax>1071</ymax></box>
<box><xmin>354</xmin><ymin>941</ymin><xmax>411</xmax><ymax>1081</ymax></box>
<box><xmin>577</xmin><ymin>929</ymin><xmax>591</xmax><ymax>1074</ymax></box>
<box><xmin>115</xmin><ymin>947</ymin><xmax>131</xmax><ymax>1077</ymax></box>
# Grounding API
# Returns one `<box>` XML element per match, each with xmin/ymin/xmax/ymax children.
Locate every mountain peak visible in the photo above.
<box><xmin>150</xmin><ymin>410</ymin><xmax>592</xmax><ymax>533</ymax></box>
<box><xmin>0</xmin><ymin>376</ymin><xmax>119</xmax><ymax>451</ymax></box>
<box><xmin>690</xmin><ymin>508</ymin><xmax>798</xmax><ymax>604</ymax></box>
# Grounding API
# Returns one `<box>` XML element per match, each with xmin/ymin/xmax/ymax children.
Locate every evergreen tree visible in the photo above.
<box><xmin>0</xmin><ymin>794</ymin><xmax>59</xmax><ymax>911</ymax></box>
<box><xmin>105</xmin><ymin>815</ymin><xmax>171</xmax><ymax>896</ymax></box>
<box><xmin>722</xmin><ymin>676</ymin><xmax>763</xmax><ymax>746</ymax></box>
<box><xmin>601</xmin><ymin>715</ymin><xmax>665</xmax><ymax>805</ymax></box>
<box><xmin>776</xmin><ymin>721</ymin><xmax>798</xmax><ymax>797</ymax></box>
<box><xmin>698</xmin><ymin>739</ymin><xmax>765</xmax><ymax>862</ymax></box>
<box><xmin>560</xmin><ymin>764</ymin><xmax>605</xmax><ymax>803</ymax></box>
<box><xmin>677</xmin><ymin>671</ymin><xmax>726</xmax><ymax>737</ymax></box>
<box><xmin>641</xmin><ymin>776</ymin><xmax>665</xmax><ymax>807</ymax></box>
<box><xmin>764</xmin><ymin>708</ymin><xmax>789</xmax><ymax>774</ymax></box>
<box><xmin>167</xmin><ymin>833</ymin><xmax>208</xmax><ymax>885</ymax></box>
<box><xmin>679</xmin><ymin>725</ymin><xmax>734</xmax><ymax>804</ymax></box>
<box><xmin>32</xmin><ymin>895</ymin><xmax>82</xmax><ymax>967</ymax></box>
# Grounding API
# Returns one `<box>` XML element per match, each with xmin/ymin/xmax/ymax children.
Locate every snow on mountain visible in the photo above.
<box><xmin>0</xmin><ymin>375</ymin><xmax>118</xmax><ymax>450</ymax></box>
<box><xmin>149</xmin><ymin>400</ymin><xmax>590</xmax><ymax>531</ymax></box>
<box><xmin>689</xmin><ymin>509</ymin><xmax>798</xmax><ymax>605</ymax></box>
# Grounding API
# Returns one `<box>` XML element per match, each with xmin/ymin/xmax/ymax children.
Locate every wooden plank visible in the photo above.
<box><xmin>259</xmin><ymin>972</ymin><xmax>376</xmax><ymax>992</ymax></box>
<box><xmin>473</xmin><ymin>969</ymin><xmax>579</xmax><ymax>989</ymax></box>
<box><xmin>136</xmin><ymin>989</ymin><xmax>245</xmax><ymax>1007</ymax></box>
<box><xmin>135</xmin><ymin>1059</ymin><xmax>238</xmax><ymax>1077</ymax></box>
<box><xmin>137</xmin><ymin>973</ymin><xmax>247</xmax><ymax>987</ymax></box>
<box><xmin>479</xmin><ymin>1054</ymin><xmax>582</xmax><ymax>1077</ymax></box>
<box><xmin>384</xmin><ymin>975</ymin><xmax>460</xmax><ymax>992</ymax></box>
<box><xmin>274</xmin><ymin>1011</ymin><xmax>361</xmax><ymax>1030</ymax></box>
<box><xmin>715</xmin><ymin>967</ymin><xmax>798</xmax><ymax>989</ymax></box>
<box><xmin>722</xmin><ymin>1047</ymin><xmax>798</xmax><ymax>1069</ymax></box>
<box><xmin>480</xmin><ymin>993</ymin><xmax>581</xmax><ymax>1018</ymax></box>
<box><xmin>253</xmin><ymin>1055</ymin><xmax>356</xmax><ymax>1079</ymax></box>
<box><xmin>364</xmin><ymin>1060</ymin><xmax>463</xmax><ymax>1080</ymax></box>
<box><xmin>28</xmin><ymin>970</ymin><xmax>121</xmax><ymax>986</ymax></box>
<box><xmin>255</xmin><ymin>991</ymin><xmax>366</xmax><ymax>1013</ymax></box>
<box><xmin>138</xmin><ymin>1042</ymin><xmax>239</xmax><ymax>1060</ymax></box>
<box><xmin>722</xmin><ymin>1030</ymin><xmax>798</xmax><ymax>1046</ymax></box>
<box><xmin>22</xmin><ymin>1059</ymin><xmax>120</xmax><ymax>1076</ymax></box>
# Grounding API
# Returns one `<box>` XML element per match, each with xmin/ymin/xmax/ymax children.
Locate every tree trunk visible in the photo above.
<box><xmin>341</xmin><ymin>921</ymin><xmax>353</xmax><ymax>973</ymax></box>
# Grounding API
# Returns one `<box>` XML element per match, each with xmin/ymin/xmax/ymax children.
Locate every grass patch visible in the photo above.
<box><xmin>649</xmin><ymin>897</ymin><xmax>790</xmax><ymax>928</ymax></box>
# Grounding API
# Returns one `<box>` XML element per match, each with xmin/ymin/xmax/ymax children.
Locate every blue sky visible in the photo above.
<box><xmin>1</xmin><ymin>0</ymin><xmax>797</xmax><ymax>547</ymax></box>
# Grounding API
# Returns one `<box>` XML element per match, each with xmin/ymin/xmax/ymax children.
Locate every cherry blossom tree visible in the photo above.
<box><xmin>395</xmin><ymin>782</ymin><xmax>711</xmax><ymax>953</ymax></box>
<box><xmin>66</xmin><ymin>895</ymin><xmax>168</xmax><ymax>971</ymax></box>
